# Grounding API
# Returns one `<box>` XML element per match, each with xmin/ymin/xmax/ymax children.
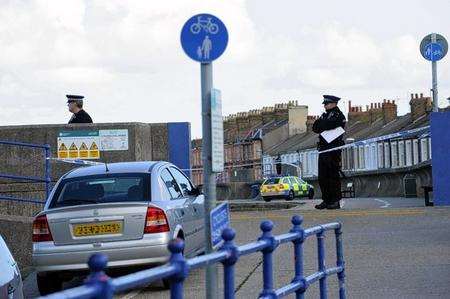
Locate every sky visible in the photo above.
<box><xmin>0</xmin><ymin>0</ymin><xmax>449</xmax><ymax>138</ymax></box>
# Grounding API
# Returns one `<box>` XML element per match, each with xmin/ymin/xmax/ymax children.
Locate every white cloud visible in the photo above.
<box><xmin>0</xmin><ymin>0</ymin><xmax>449</xmax><ymax>137</ymax></box>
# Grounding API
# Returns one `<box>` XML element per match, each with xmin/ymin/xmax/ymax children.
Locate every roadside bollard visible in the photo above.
<box><xmin>221</xmin><ymin>227</ymin><xmax>239</xmax><ymax>299</ymax></box>
<box><xmin>258</xmin><ymin>220</ymin><xmax>278</xmax><ymax>299</ymax></box>
<box><xmin>85</xmin><ymin>253</ymin><xmax>114</xmax><ymax>299</ymax></box>
<box><xmin>168</xmin><ymin>238</ymin><xmax>189</xmax><ymax>299</ymax></box>
<box><xmin>290</xmin><ymin>215</ymin><xmax>306</xmax><ymax>299</ymax></box>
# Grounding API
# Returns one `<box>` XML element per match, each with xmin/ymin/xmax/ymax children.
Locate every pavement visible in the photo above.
<box><xmin>23</xmin><ymin>197</ymin><xmax>450</xmax><ymax>298</ymax></box>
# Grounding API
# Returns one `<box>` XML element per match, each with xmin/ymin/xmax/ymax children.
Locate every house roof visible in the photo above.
<box><xmin>266</xmin><ymin>113</ymin><xmax>430</xmax><ymax>156</ymax></box>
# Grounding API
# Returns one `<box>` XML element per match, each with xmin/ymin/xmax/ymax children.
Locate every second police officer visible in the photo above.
<box><xmin>312</xmin><ymin>95</ymin><xmax>346</xmax><ymax>210</ymax></box>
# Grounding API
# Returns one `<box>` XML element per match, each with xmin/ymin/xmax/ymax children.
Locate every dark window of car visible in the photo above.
<box><xmin>160</xmin><ymin>169</ymin><xmax>183</xmax><ymax>199</ymax></box>
<box><xmin>50</xmin><ymin>173</ymin><xmax>150</xmax><ymax>208</ymax></box>
<box><xmin>169</xmin><ymin>167</ymin><xmax>194</xmax><ymax>196</ymax></box>
<box><xmin>264</xmin><ymin>178</ymin><xmax>281</xmax><ymax>185</ymax></box>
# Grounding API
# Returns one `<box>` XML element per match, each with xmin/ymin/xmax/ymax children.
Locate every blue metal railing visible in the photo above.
<box><xmin>40</xmin><ymin>216</ymin><xmax>346</xmax><ymax>299</ymax></box>
<box><xmin>0</xmin><ymin>140</ymin><xmax>51</xmax><ymax>204</ymax></box>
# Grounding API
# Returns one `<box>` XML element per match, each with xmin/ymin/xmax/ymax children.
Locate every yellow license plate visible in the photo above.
<box><xmin>73</xmin><ymin>221</ymin><xmax>123</xmax><ymax>237</ymax></box>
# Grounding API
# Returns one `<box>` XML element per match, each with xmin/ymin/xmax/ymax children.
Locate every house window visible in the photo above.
<box><xmin>413</xmin><ymin>139</ymin><xmax>419</xmax><ymax>165</ymax></box>
<box><xmin>420</xmin><ymin>139</ymin><xmax>428</xmax><ymax>162</ymax></box>
<box><xmin>358</xmin><ymin>145</ymin><xmax>365</xmax><ymax>170</ymax></box>
<box><xmin>398</xmin><ymin>141</ymin><xmax>405</xmax><ymax>167</ymax></box>
<box><xmin>384</xmin><ymin>142</ymin><xmax>391</xmax><ymax>168</ymax></box>
<box><xmin>391</xmin><ymin>142</ymin><xmax>398</xmax><ymax>167</ymax></box>
<box><xmin>405</xmin><ymin>140</ymin><xmax>412</xmax><ymax>166</ymax></box>
<box><xmin>428</xmin><ymin>137</ymin><xmax>432</xmax><ymax>159</ymax></box>
<box><xmin>378</xmin><ymin>143</ymin><xmax>384</xmax><ymax>168</ymax></box>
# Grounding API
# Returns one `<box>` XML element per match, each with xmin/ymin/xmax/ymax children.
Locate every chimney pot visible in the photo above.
<box><xmin>415</xmin><ymin>93</ymin><xmax>418</xmax><ymax>98</ymax></box>
<box><xmin>411</xmin><ymin>93</ymin><xmax>414</xmax><ymax>99</ymax></box>
<box><xmin>420</xmin><ymin>93</ymin><xmax>423</xmax><ymax>98</ymax></box>
<box><xmin>393</xmin><ymin>100</ymin><xmax>395</xmax><ymax>104</ymax></box>
<box><xmin>371</xmin><ymin>103</ymin><xmax>373</xmax><ymax>109</ymax></box>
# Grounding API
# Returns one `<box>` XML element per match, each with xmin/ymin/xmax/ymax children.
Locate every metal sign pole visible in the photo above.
<box><xmin>431</xmin><ymin>33</ymin><xmax>439</xmax><ymax>112</ymax></box>
<box><xmin>201</xmin><ymin>62</ymin><xmax>218</xmax><ymax>298</ymax></box>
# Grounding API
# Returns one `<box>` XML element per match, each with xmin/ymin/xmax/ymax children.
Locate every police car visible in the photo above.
<box><xmin>260</xmin><ymin>176</ymin><xmax>314</xmax><ymax>202</ymax></box>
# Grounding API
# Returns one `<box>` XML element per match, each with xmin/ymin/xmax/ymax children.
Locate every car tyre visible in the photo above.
<box><xmin>308</xmin><ymin>189</ymin><xmax>315</xmax><ymax>199</ymax></box>
<box><xmin>37</xmin><ymin>272</ymin><xmax>63</xmax><ymax>295</ymax></box>
<box><xmin>263</xmin><ymin>197</ymin><xmax>272</xmax><ymax>202</ymax></box>
<box><xmin>162</xmin><ymin>278</ymin><xmax>171</xmax><ymax>289</ymax></box>
<box><xmin>286</xmin><ymin>190</ymin><xmax>294</xmax><ymax>201</ymax></box>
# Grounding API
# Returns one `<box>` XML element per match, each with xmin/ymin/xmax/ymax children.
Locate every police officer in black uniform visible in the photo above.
<box><xmin>67</xmin><ymin>94</ymin><xmax>93</xmax><ymax>124</ymax></box>
<box><xmin>312</xmin><ymin>95</ymin><xmax>346</xmax><ymax>209</ymax></box>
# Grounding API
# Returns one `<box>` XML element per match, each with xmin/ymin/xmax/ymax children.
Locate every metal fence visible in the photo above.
<box><xmin>0</xmin><ymin>140</ymin><xmax>51</xmax><ymax>204</ymax></box>
<box><xmin>41</xmin><ymin>216</ymin><xmax>346</xmax><ymax>299</ymax></box>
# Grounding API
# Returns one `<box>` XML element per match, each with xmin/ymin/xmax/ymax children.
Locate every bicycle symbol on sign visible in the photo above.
<box><xmin>190</xmin><ymin>16</ymin><xmax>219</xmax><ymax>34</ymax></box>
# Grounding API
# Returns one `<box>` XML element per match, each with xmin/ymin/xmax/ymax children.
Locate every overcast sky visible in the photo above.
<box><xmin>1</xmin><ymin>0</ymin><xmax>449</xmax><ymax>138</ymax></box>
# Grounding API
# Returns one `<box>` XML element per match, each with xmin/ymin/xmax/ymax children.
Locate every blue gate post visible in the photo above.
<box><xmin>317</xmin><ymin>229</ymin><xmax>327</xmax><ymax>299</ymax></box>
<box><xmin>85</xmin><ymin>254</ymin><xmax>114</xmax><ymax>299</ymax></box>
<box><xmin>44</xmin><ymin>144</ymin><xmax>51</xmax><ymax>200</ymax></box>
<box><xmin>335</xmin><ymin>225</ymin><xmax>346</xmax><ymax>299</ymax></box>
<box><xmin>168</xmin><ymin>239</ymin><xmax>189</xmax><ymax>299</ymax></box>
<box><xmin>290</xmin><ymin>216</ymin><xmax>306</xmax><ymax>299</ymax></box>
<box><xmin>221</xmin><ymin>228</ymin><xmax>239</xmax><ymax>299</ymax></box>
<box><xmin>258</xmin><ymin>220</ymin><xmax>278</xmax><ymax>299</ymax></box>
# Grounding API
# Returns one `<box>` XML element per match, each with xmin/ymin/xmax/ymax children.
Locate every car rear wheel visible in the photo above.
<box><xmin>262</xmin><ymin>196</ymin><xmax>272</xmax><ymax>202</ymax></box>
<box><xmin>37</xmin><ymin>272</ymin><xmax>63</xmax><ymax>295</ymax></box>
<box><xmin>308</xmin><ymin>189</ymin><xmax>315</xmax><ymax>199</ymax></box>
<box><xmin>286</xmin><ymin>190</ymin><xmax>294</xmax><ymax>201</ymax></box>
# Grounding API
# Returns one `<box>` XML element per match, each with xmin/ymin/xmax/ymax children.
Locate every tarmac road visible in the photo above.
<box><xmin>24</xmin><ymin>197</ymin><xmax>450</xmax><ymax>298</ymax></box>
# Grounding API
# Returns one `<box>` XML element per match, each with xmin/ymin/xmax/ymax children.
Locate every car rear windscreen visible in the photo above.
<box><xmin>50</xmin><ymin>174</ymin><xmax>150</xmax><ymax>208</ymax></box>
<box><xmin>264</xmin><ymin>178</ymin><xmax>281</xmax><ymax>185</ymax></box>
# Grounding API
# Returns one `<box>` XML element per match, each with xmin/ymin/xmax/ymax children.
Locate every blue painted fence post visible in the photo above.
<box><xmin>44</xmin><ymin>144</ymin><xmax>51</xmax><ymax>200</ymax></box>
<box><xmin>258</xmin><ymin>220</ymin><xmax>278</xmax><ymax>299</ymax></box>
<box><xmin>221</xmin><ymin>227</ymin><xmax>239</xmax><ymax>299</ymax></box>
<box><xmin>85</xmin><ymin>253</ymin><xmax>114</xmax><ymax>299</ymax></box>
<box><xmin>290</xmin><ymin>215</ymin><xmax>306</xmax><ymax>299</ymax></box>
<box><xmin>335</xmin><ymin>225</ymin><xmax>346</xmax><ymax>299</ymax></box>
<box><xmin>317</xmin><ymin>228</ymin><xmax>327</xmax><ymax>299</ymax></box>
<box><xmin>168</xmin><ymin>238</ymin><xmax>189</xmax><ymax>299</ymax></box>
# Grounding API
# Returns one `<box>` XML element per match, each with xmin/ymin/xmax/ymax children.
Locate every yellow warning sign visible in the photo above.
<box><xmin>79</xmin><ymin>142</ymin><xmax>89</xmax><ymax>159</ymax></box>
<box><xmin>89</xmin><ymin>142</ymin><xmax>100</xmax><ymax>159</ymax></box>
<box><xmin>57</xmin><ymin>143</ymin><xmax>68</xmax><ymax>159</ymax></box>
<box><xmin>69</xmin><ymin>143</ymin><xmax>78</xmax><ymax>158</ymax></box>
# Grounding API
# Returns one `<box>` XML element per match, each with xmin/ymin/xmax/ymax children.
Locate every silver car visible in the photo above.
<box><xmin>32</xmin><ymin>161</ymin><xmax>205</xmax><ymax>295</ymax></box>
<box><xmin>0</xmin><ymin>235</ymin><xmax>23</xmax><ymax>299</ymax></box>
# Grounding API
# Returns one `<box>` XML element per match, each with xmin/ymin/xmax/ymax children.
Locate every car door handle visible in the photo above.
<box><xmin>180</xmin><ymin>210</ymin><xmax>185</xmax><ymax>216</ymax></box>
<box><xmin>193</xmin><ymin>207</ymin><xmax>198</xmax><ymax>213</ymax></box>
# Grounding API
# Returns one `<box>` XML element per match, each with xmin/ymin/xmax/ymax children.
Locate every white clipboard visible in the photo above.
<box><xmin>320</xmin><ymin>127</ymin><xmax>345</xmax><ymax>143</ymax></box>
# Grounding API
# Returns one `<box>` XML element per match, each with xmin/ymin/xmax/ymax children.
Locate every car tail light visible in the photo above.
<box><xmin>144</xmin><ymin>207</ymin><xmax>170</xmax><ymax>234</ymax></box>
<box><xmin>32</xmin><ymin>215</ymin><xmax>53</xmax><ymax>242</ymax></box>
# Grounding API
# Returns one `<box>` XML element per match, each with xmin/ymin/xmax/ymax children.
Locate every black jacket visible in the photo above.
<box><xmin>68</xmin><ymin>109</ymin><xmax>93</xmax><ymax>124</ymax></box>
<box><xmin>312</xmin><ymin>107</ymin><xmax>346</xmax><ymax>151</ymax></box>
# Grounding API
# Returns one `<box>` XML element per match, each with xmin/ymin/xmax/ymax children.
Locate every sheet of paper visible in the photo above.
<box><xmin>320</xmin><ymin>127</ymin><xmax>345</xmax><ymax>143</ymax></box>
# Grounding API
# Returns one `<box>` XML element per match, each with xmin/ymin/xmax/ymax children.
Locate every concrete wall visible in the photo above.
<box><xmin>288</xmin><ymin>106</ymin><xmax>308</xmax><ymax>137</ymax></box>
<box><xmin>308</xmin><ymin>163</ymin><xmax>432</xmax><ymax>199</ymax></box>
<box><xmin>0</xmin><ymin>215</ymin><xmax>33</xmax><ymax>274</ymax></box>
<box><xmin>0</xmin><ymin>122</ymin><xmax>189</xmax><ymax>216</ymax></box>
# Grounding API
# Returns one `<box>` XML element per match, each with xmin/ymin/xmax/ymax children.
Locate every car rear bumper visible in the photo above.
<box><xmin>261</xmin><ymin>190</ymin><xmax>289</xmax><ymax>197</ymax></box>
<box><xmin>33</xmin><ymin>233</ymin><xmax>171</xmax><ymax>273</ymax></box>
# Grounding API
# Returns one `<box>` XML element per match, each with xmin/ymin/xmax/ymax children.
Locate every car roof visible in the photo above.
<box><xmin>63</xmin><ymin>161</ymin><xmax>167</xmax><ymax>179</ymax></box>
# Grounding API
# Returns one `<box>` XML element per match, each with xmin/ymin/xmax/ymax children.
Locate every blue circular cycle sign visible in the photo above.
<box><xmin>180</xmin><ymin>13</ymin><xmax>228</xmax><ymax>63</ymax></box>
